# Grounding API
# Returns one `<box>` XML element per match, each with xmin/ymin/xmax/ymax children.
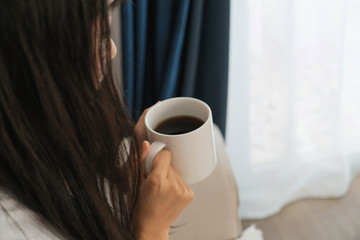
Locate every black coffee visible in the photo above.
<box><xmin>154</xmin><ymin>115</ymin><xmax>204</xmax><ymax>135</ymax></box>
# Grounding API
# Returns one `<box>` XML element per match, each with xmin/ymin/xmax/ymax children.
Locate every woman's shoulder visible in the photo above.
<box><xmin>0</xmin><ymin>190</ymin><xmax>63</xmax><ymax>240</ymax></box>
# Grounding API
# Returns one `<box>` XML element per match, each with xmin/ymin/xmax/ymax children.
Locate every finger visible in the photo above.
<box><xmin>135</xmin><ymin>108</ymin><xmax>150</xmax><ymax>142</ymax></box>
<box><xmin>135</xmin><ymin>101</ymin><xmax>161</xmax><ymax>133</ymax></box>
<box><xmin>185</xmin><ymin>185</ymin><xmax>194</xmax><ymax>203</ymax></box>
<box><xmin>173</xmin><ymin>170</ymin><xmax>193</xmax><ymax>204</ymax></box>
<box><xmin>172</xmin><ymin>167</ymin><xmax>186</xmax><ymax>186</ymax></box>
<box><xmin>141</xmin><ymin>141</ymin><xmax>151</xmax><ymax>162</ymax></box>
<box><xmin>167</xmin><ymin>166</ymin><xmax>178</xmax><ymax>184</ymax></box>
<box><xmin>135</xmin><ymin>102</ymin><xmax>162</xmax><ymax>142</ymax></box>
<box><xmin>150</xmin><ymin>150</ymin><xmax>171</xmax><ymax>179</ymax></box>
<box><xmin>138</xmin><ymin>108</ymin><xmax>150</xmax><ymax>125</ymax></box>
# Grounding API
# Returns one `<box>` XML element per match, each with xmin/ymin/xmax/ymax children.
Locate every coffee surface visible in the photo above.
<box><xmin>154</xmin><ymin>116</ymin><xmax>204</xmax><ymax>135</ymax></box>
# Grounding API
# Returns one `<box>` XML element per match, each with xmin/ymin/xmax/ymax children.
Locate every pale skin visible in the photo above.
<box><xmin>107</xmin><ymin>2</ymin><xmax>194</xmax><ymax>239</ymax></box>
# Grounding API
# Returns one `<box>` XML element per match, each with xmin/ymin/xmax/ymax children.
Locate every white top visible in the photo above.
<box><xmin>0</xmin><ymin>191</ymin><xmax>62</xmax><ymax>239</ymax></box>
<box><xmin>0</xmin><ymin>125</ymin><xmax>243</xmax><ymax>240</ymax></box>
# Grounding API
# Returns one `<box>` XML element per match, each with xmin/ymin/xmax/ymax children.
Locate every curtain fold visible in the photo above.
<box><xmin>121</xmin><ymin>0</ymin><xmax>230</xmax><ymax>135</ymax></box>
<box><xmin>227</xmin><ymin>0</ymin><xmax>360</xmax><ymax>219</ymax></box>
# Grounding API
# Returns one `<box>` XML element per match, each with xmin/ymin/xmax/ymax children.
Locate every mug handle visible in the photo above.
<box><xmin>145</xmin><ymin>141</ymin><xmax>166</xmax><ymax>176</ymax></box>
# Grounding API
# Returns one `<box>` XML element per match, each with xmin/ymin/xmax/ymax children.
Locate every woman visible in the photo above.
<box><xmin>0</xmin><ymin>0</ymin><xmax>193</xmax><ymax>239</ymax></box>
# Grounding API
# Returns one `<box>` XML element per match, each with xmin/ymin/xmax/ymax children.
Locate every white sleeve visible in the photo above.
<box><xmin>0</xmin><ymin>191</ymin><xmax>63</xmax><ymax>240</ymax></box>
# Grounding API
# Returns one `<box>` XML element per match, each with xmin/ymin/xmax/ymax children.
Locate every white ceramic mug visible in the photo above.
<box><xmin>144</xmin><ymin>97</ymin><xmax>217</xmax><ymax>184</ymax></box>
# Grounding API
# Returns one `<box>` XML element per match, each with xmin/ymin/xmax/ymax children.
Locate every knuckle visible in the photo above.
<box><xmin>177</xmin><ymin>189</ymin><xmax>185</xmax><ymax>199</ymax></box>
<box><xmin>177</xmin><ymin>185</ymin><xmax>187</xmax><ymax>198</ymax></box>
<box><xmin>148</xmin><ymin>174</ymin><xmax>162</xmax><ymax>186</ymax></box>
<box><xmin>172</xmin><ymin>185</ymin><xmax>182</xmax><ymax>197</ymax></box>
<box><xmin>183</xmin><ymin>185</ymin><xmax>194</xmax><ymax>201</ymax></box>
<box><xmin>188</xmin><ymin>189</ymin><xmax>194</xmax><ymax>201</ymax></box>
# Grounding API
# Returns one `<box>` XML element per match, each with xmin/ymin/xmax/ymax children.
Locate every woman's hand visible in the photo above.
<box><xmin>135</xmin><ymin>102</ymin><xmax>162</xmax><ymax>143</ymax></box>
<box><xmin>135</xmin><ymin>108</ymin><xmax>150</xmax><ymax>144</ymax></box>
<box><xmin>137</xmin><ymin>142</ymin><xmax>194</xmax><ymax>240</ymax></box>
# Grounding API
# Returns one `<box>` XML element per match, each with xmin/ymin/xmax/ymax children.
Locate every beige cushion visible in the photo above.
<box><xmin>170</xmin><ymin>125</ymin><xmax>242</xmax><ymax>240</ymax></box>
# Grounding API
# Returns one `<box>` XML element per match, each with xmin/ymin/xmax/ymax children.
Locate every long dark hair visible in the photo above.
<box><xmin>0</xmin><ymin>0</ymin><xmax>143</xmax><ymax>239</ymax></box>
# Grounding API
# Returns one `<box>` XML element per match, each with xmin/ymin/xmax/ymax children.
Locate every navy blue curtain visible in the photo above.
<box><xmin>121</xmin><ymin>0</ymin><xmax>230</xmax><ymax>135</ymax></box>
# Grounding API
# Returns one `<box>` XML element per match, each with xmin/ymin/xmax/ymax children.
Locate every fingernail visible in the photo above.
<box><xmin>142</xmin><ymin>140</ymin><xmax>150</xmax><ymax>149</ymax></box>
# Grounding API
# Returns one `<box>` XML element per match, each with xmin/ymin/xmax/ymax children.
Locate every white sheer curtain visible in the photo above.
<box><xmin>226</xmin><ymin>0</ymin><xmax>360</xmax><ymax>219</ymax></box>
